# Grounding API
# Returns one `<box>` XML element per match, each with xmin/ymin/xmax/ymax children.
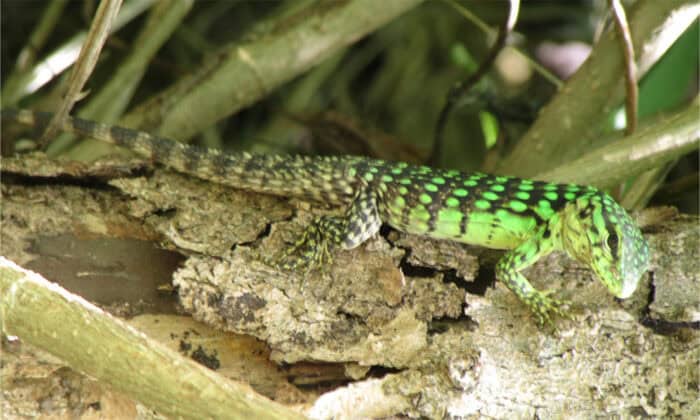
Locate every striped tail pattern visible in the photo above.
<box><xmin>2</xmin><ymin>109</ymin><xmax>358</xmax><ymax>204</ymax></box>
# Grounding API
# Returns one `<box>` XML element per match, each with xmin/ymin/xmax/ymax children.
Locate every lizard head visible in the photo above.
<box><xmin>561</xmin><ymin>192</ymin><xmax>649</xmax><ymax>299</ymax></box>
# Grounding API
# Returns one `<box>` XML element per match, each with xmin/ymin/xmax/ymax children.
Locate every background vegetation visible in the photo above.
<box><xmin>2</xmin><ymin>0</ymin><xmax>697</xmax><ymax>211</ymax></box>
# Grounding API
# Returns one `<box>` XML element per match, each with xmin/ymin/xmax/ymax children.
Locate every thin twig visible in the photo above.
<box><xmin>1</xmin><ymin>0</ymin><xmax>68</xmax><ymax>110</ymax></box>
<box><xmin>12</xmin><ymin>0</ymin><xmax>69</xmax><ymax>76</ymax></box>
<box><xmin>46</xmin><ymin>0</ymin><xmax>194</xmax><ymax>158</ymax></box>
<box><xmin>495</xmin><ymin>1</ymin><xmax>696</xmax><ymax>178</ymax></box>
<box><xmin>38</xmin><ymin>0</ymin><xmax>123</xmax><ymax>148</ymax></box>
<box><xmin>442</xmin><ymin>0</ymin><xmax>561</xmax><ymax>88</ymax></box>
<box><xmin>429</xmin><ymin>0</ymin><xmax>520</xmax><ymax>166</ymax></box>
<box><xmin>609</xmin><ymin>0</ymin><xmax>638</xmax><ymax>135</ymax></box>
<box><xmin>1</xmin><ymin>0</ymin><xmax>156</xmax><ymax>105</ymax></box>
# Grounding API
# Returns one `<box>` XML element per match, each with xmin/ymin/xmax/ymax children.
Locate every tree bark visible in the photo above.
<box><xmin>2</xmin><ymin>157</ymin><xmax>698</xmax><ymax>418</ymax></box>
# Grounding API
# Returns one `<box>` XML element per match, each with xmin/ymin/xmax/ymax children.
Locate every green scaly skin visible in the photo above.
<box><xmin>2</xmin><ymin>109</ymin><xmax>651</xmax><ymax>324</ymax></box>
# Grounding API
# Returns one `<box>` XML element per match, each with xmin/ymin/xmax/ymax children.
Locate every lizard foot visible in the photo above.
<box><xmin>263</xmin><ymin>221</ymin><xmax>335</xmax><ymax>273</ymax></box>
<box><xmin>526</xmin><ymin>289</ymin><xmax>572</xmax><ymax>326</ymax></box>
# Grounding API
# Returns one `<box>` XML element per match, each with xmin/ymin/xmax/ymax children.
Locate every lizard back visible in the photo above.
<box><xmin>349</xmin><ymin>159</ymin><xmax>599</xmax><ymax>249</ymax></box>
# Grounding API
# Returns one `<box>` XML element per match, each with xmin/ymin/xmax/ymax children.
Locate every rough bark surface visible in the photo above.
<box><xmin>2</xmin><ymin>156</ymin><xmax>698</xmax><ymax>419</ymax></box>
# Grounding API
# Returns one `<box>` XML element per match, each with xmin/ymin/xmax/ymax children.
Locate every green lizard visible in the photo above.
<box><xmin>2</xmin><ymin>109</ymin><xmax>650</xmax><ymax>324</ymax></box>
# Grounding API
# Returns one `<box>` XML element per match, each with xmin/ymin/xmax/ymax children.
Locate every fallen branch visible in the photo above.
<box><xmin>0</xmin><ymin>257</ymin><xmax>305</xmax><ymax>420</ymax></box>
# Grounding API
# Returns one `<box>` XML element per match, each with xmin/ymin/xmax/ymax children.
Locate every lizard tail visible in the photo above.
<box><xmin>2</xmin><ymin>109</ymin><xmax>356</xmax><ymax>204</ymax></box>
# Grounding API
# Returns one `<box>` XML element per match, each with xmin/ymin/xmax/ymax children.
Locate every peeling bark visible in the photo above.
<box><xmin>2</xmin><ymin>157</ymin><xmax>698</xmax><ymax>419</ymax></box>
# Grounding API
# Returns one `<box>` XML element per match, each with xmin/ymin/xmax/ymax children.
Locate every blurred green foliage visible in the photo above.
<box><xmin>638</xmin><ymin>21</ymin><xmax>698</xmax><ymax>118</ymax></box>
<box><xmin>1</xmin><ymin>0</ymin><xmax>697</xmax><ymax>211</ymax></box>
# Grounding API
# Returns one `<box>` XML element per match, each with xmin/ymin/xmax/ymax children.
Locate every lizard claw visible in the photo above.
<box><xmin>264</xmin><ymin>228</ymin><xmax>334</xmax><ymax>273</ymax></box>
<box><xmin>527</xmin><ymin>289</ymin><xmax>572</xmax><ymax>326</ymax></box>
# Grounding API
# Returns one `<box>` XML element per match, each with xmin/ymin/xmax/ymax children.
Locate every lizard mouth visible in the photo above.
<box><xmin>616</xmin><ymin>272</ymin><xmax>639</xmax><ymax>299</ymax></box>
<box><xmin>607</xmin><ymin>262</ymin><xmax>642</xmax><ymax>299</ymax></box>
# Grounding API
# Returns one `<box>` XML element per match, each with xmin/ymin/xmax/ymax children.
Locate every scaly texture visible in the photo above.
<box><xmin>2</xmin><ymin>109</ymin><xmax>650</xmax><ymax>324</ymax></box>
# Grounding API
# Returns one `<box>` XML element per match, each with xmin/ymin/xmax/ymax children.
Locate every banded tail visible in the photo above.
<box><xmin>2</xmin><ymin>109</ymin><xmax>356</xmax><ymax>203</ymax></box>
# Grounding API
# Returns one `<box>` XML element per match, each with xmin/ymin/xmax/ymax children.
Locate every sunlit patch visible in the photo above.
<box><xmin>509</xmin><ymin>201</ymin><xmax>527</xmax><ymax>212</ymax></box>
<box><xmin>24</xmin><ymin>41</ymin><xmax>82</xmax><ymax>97</ymax></box>
<box><xmin>515</xmin><ymin>191</ymin><xmax>530</xmax><ymax>200</ymax></box>
<box><xmin>475</xmin><ymin>200</ymin><xmax>490</xmax><ymax>210</ymax></box>
<box><xmin>409</xmin><ymin>205</ymin><xmax>431</xmax><ymax>222</ymax></box>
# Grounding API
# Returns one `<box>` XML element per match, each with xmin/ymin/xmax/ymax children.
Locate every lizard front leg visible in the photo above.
<box><xmin>275</xmin><ymin>186</ymin><xmax>382</xmax><ymax>271</ymax></box>
<box><xmin>495</xmin><ymin>220</ymin><xmax>569</xmax><ymax>325</ymax></box>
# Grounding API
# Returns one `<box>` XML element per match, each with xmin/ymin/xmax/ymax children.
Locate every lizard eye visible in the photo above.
<box><xmin>606</xmin><ymin>232</ymin><xmax>619</xmax><ymax>255</ymax></box>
